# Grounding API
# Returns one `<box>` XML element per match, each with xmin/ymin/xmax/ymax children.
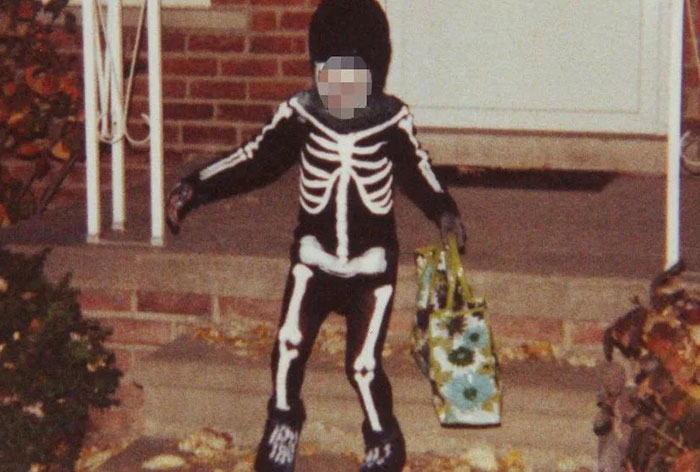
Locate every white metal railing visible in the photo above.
<box><xmin>81</xmin><ymin>0</ymin><xmax>164</xmax><ymax>246</ymax></box>
<box><xmin>666</xmin><ymin>0</ymin><xmax>685</xmax><ymax>270</ymax></box>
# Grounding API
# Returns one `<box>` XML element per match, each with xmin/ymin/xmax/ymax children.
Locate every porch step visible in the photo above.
<box><xmin>132</xmin><ymin>336</ymin><xmax>602</xmax><ymax>471</ymax></box>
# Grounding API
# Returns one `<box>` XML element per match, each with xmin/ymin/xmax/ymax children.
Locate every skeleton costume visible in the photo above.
<box><xmin>168</xmin><ymin>1</ymin><xmax>464</xmax><ymax>470</ymax></box>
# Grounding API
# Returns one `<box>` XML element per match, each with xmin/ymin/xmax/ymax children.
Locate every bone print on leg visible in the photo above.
<box><xmin>353</xmin><ymin>284</ymin><xmax>393</xmax><ymax>432</ymax></box>
<box><xmin>275</xmin><ymin>264</ymin><xmax>313</xmax><ymax>411</ymax></box>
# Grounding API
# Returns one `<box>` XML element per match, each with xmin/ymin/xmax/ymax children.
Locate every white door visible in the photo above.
<box><xmin>384</xmin><ymin>0</ymin><xmax>669</xmax><ymax>135</ymax></box>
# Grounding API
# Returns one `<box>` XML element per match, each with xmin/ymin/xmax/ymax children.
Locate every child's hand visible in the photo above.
<box><xmin>440</xmin><ymin>212</ymin><xmax>467</xmax><ymax>252</ymax></box>
<box><xmin>166</xmin><ymin>181</ymin><xmax>194</xmax><ymax>235</ymax></box>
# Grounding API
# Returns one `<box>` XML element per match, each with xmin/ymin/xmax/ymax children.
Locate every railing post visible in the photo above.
<box><xmin>666</xmin><ymin>0</ymin><xmax>684</xmax><ymax>269</ymax></box>
<box><xmin>147</xmin><ymin>0</ymin><xmax>165</xmax><ymax>246</ymax></box>
<box><xmin>82</xmin><ymin>0</ymin><xmax>101</xmax><ymax>244</ymax></box>
<box><xmin>108</xmin><ymin>0</ymin><xmax>126</xmax><ymax>232</ymax></box>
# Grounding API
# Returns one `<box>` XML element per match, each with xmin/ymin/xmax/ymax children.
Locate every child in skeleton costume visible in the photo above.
<box><xmin>167</xmin><ymin>0</ymin><xmax>465</xmax><ymax>470</ymax></box>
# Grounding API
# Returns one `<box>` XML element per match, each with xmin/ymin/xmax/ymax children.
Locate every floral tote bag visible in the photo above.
<box><xmin>411</xmin><ymin>237</ymin><xmax>501</xmax><ymax>426</ymax></box>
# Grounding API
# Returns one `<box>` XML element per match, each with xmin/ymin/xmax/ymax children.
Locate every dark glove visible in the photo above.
<box><xmin>166</xmin><ymin>181</ymin><xmax>195</xmax><ymax>235</ymax></box>
<box><xmin>440</xmin><ymin>211</ymin><xmax>467</xmax><ymax>252</ymax></box>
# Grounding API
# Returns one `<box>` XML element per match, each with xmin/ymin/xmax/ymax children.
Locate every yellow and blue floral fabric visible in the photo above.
<box><xmin>411</xmin><ymin>240</ymin><xmax>500</xmax><ymax>426</ymax></box>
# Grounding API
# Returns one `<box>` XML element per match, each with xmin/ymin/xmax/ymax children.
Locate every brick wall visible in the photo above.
<box><xmin>126</xmin><ymin>0</ymin><xmax>319</xmax><ymax>162</ymax></box>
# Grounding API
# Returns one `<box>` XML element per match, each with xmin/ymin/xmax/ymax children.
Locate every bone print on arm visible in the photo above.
<box><xmin>182</xmin><ymin>99</ymin><xmax>307</xmax><ymax>206</ymax></box>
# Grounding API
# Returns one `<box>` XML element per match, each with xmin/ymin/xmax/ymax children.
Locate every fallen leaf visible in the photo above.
<box><xmin>7</xmin><ymin>110</ymin><xmax>29</xmax><ymax>127</ymax></box>
<box><xmin>16</xmin><ymin>140</ymin><xmax>49</xmax><ymax>157</ymax></box>
<box><xmin>0</xmin><ymin>204</ymin><xmax>10</xmax><ymax>228</ymax></box>
<box><xmin>51</xmin><ymin>140</ymin><xmax>70</xmax><ymax>161</ymax></box>
<box><xmin>499</xmin><ymin>448</ymin><xmax>525</xmax><ymax>470</ymax></box>
<box><xmin>178</xmin><ymin>428</ymin><xmax>233</xmax><ymax>459</ymax></box>
<box><xmin>141</xmin><ymin>454</ymin><xmax>187</xmax><ymax>470</ymax></box>
<box><xmin>522</xmin><ymin>341</ymin><xmax>555</xmax><ymax>361</ymax></box>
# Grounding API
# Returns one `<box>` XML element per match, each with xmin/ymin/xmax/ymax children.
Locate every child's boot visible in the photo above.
<box><xmin>359</xmin><ymin>416</ymin><xmax>406</xmax><ymax>472</ymax></box>
<box><xmin>254</xmin><ymin>399</ymin><xmax>305</xmax><ymax>472</ymax></box>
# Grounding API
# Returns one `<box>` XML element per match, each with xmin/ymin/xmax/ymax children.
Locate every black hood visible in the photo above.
<box><xmin>308</xmin><ymin>0</ymin><xmax>392</xmax><ymax>94</ymax></box>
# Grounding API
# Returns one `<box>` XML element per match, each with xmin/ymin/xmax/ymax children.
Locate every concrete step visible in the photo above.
<box><xmin>132</xmin><ymin>336</ymin><xmax>602</xmax><ymax>470</ymax></box>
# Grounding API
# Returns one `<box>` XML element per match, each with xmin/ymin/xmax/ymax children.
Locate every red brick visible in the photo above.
<box><xmin>282</xmin><ymin>58</ymin><xmax>310</xmax><ymax>77</ymax></box>
<box><xmin>126</xmin><ymin>99</ymin><xmax>149</xmax><ymax>121</ymax></box>
<box><xmin>125</xmin><ymin>167</ymin><xmax>149</xmax><ymax>185</ymax></box>
<box><xmin>212</xmin><ymin>0</ymin><xmax>247</xmax><ymax>5</ymax></box>
<box><xmin>163</xmin><ymin>58</ymin><xmax>218</xmax><ymax>76</ymax></box>
<box><xmin>221</xmin><ymin>58</ymin><xmax>279</xmax><ymax>77</ymax></box>
<box><xmin>490</xmin><ymin>315</ymin><xmax>564</xmax><ymax>344</ymax></box>
<box><xmin>46</xmin><ymin>188</ymin><xmax>84</xmax><ymax>210</ymax></box>
<box><xmin>280</xmin><ymin>11</ymin><xmax>312</xmax><ymax>31</ymax></box>
<box><xmin>162</xmin><ymin>31</ymin><xmax>187</xmax><ymax>52</ymax></box>
<box><xmin>183</xmin><ymin>125</ymin><xmax>239</xmax><ymax>145</ymax></box>
<box><xmin>163</xmin><ymin>102</ymin><xmax>215</xmax><ymax>121</ymax></box>
<box><xmin>218</xmin><ymin>296</ymin><xmax>281</xmax><ymax>324</ymax></box>
<box><xmin>252</xmin><ymin>11</ymin><xmax>278</xmax><ymax>32</ymax></box>
<box><xmin>137</xmin><ymin>291</ymin><xmax>211</xmax><ymax>315</ymax></box>
<box><xmin>188</xmin><ymin>34</ymin><xmax>245</xmax><ymax>53</ymax></box>
<box><xmin>190</xmin><ymin>79</ymin><xmax>247</xmax><ymax>99</ymax></box>
<box><xmin>293</xmin><ymin>37</ymin><xmax>308</xmax><ymax>54</ymax></box>
<box><xmin>217</xmin><ymin>104</ymin><xmax>273</xmax><ymax>122</ymax></box>
<box><xmin>132</xmin><ymin>77</ymin><xmax>187</xmax><ymax>99</ymax></box>
<box><xmin>80</xmin><ymin>288</ymin><xmax>132</xmax><ymax>312</ymax></box>
<box><xmin>570</xmin><ymin>320</ymin><xmax>606</xmax><ymax>345</ymax></box>
<box><xmin>239</xmin><ymin>126</ymin><xmax>261</xmax><ymax>142</ymax></box>
<box><xmin>126</xmin><ymin>121</ymin><xmax>181</xmax><ymax>144</ymax></box>
<box><xmin>684</xmin><ymin>67</ymin><xmax>699</xmax><ymax>87</ymax></box>
<box><xmin>111</xmin><ymin>348</ymin><xmax>134</xmax><ymax>376</ymax></box>
<box><xmin>250</xmin><ymin>35</ymin><xmax>295</xmax><ymax>54</ymax></box>
<box><xmin>103</xmin><ymin>317</ymin><xmax>173</xmax><ymax>345</ymax></box>
<box><xmin>249</xmin><ymin>80</ymin><xmax>307</xmax><ymax>100</ymax></box>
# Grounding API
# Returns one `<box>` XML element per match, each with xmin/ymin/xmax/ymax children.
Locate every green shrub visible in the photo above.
<box><xmin>0</xmin><ymin>248</ymin><xmax>121</xmax><ymax>472</ymax></box>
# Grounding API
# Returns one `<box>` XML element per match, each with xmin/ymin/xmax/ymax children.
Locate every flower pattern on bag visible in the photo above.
<box><xmin>444</xmin><ymin>373</ymin><xmax>497</xmax><ymax>411</ymax></box>
<box><xmin>462</xmin><ymin>324</ymin><xmax>489</xmax><ymax>350</ymax></box>
<box><xmin>411</xmin><ymin>243</ymin><xmax>501</xmax><ymax>426</ymax></box>
<box><xmin>447</xmin><ymin>346</ymin><xmax>475</xmax><ymax>367</ymax></box>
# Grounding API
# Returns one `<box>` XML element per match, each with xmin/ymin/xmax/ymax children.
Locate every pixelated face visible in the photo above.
<box><xmin>315</xmin><ymin>56</ymin><xmax>372</xmax><ymax>119</ymax></box>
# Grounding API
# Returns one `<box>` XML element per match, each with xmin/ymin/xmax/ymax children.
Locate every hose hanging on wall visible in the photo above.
<box><xmin>93</xmin><ymin>0</ymin><xmax>151</xmax><ymax>147</ymax></box>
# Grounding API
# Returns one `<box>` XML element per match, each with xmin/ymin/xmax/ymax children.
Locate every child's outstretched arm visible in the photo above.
<box><xmin>391</xmin><ymin>110</ymin><xmax>467</xmax><ymax>250</ymax></box>
<box><xmin>166</xmin><ymin>100</ymin><xmax>305</xmax><ymax>234</ymax></box>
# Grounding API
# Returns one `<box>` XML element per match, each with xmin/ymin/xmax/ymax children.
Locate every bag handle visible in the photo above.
<box><xmin>445</xmin><ymin>235</ymin><xmax>476</xmax><ymax>311</ymax></box>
